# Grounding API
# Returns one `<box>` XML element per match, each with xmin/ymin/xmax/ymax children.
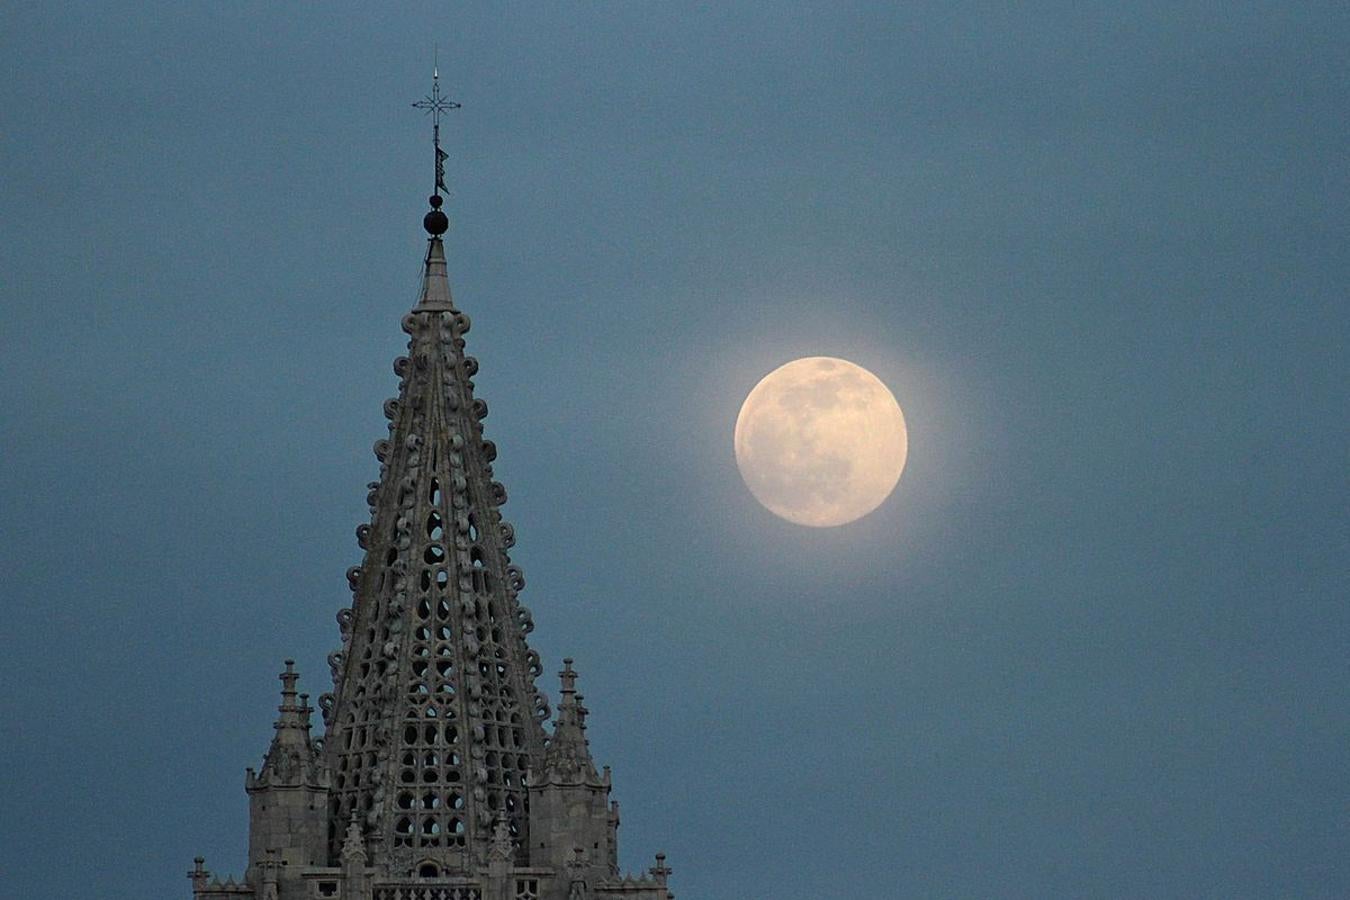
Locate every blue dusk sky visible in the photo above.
<box><xmin>1</xmin><ymin>3</ymin><xmax>1346</xmax><ymax>899</ymax></box>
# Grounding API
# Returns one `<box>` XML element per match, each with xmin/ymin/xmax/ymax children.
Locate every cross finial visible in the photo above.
<box><xmin>411</xmin><ymin>63</ymin><xmax>461</xmax><ymax>198</ymax></box>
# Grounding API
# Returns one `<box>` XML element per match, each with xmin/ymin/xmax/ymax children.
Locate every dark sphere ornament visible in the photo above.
<box><xmin>424</xmin><ymin>209</ymin><xmax>449</xmax><ymax>236</ymax></box>
<box><xmin>428</xmin><ymin>194</ymin><xmax>443</xmax><ymax>209</ymax></box>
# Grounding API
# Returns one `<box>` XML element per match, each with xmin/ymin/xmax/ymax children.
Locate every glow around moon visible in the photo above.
<box><xmin>734</xmin><ymin>357</ymin><xmax>908</xmax><ymax>527</ymax></box>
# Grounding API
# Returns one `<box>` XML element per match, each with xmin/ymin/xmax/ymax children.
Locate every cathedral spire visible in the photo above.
<box><xmin>196</xmin><ymin>80</ymin><xmax>677</xmax><ymax>898</ymax></box>
<box><xmin>319</xmin><ymin>99</ymin><xmax>550</xmax><ymax>870</ymax></box>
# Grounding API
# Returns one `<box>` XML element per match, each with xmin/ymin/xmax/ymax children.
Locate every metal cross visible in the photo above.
<box><xmin>412</xmin><ymin>66</ymin><xmax>460</xmax><ymax>128</ymax></box>
<box><xmin>412</xmin><ymin>66</ymin><xmax>461</xmax><ymax>195</ymax></box>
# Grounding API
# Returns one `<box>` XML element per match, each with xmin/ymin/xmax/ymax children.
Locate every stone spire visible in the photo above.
<box><xmin>318</xmin><ymin>196</ymin><xmax>549</xmax><ymax>874</ymax></box>
<box><xmin>540</xmin><ymin>659</ymin><xmax>601</xmax><ymax>785</ymax></box>
<box><xmin>248</xmin><ymin>661</ymin><xmax>324</xmax><ymax>789</ymax></box>
<box><xmin>192</xmin><ymin>86</ymin><xmax>678</xmax><ymax>896</ymax></box>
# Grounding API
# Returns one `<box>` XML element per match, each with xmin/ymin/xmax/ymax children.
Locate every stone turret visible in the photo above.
<box><xmin>244</xmin><ymin>661</ymin><xmax>329</xmax><ymax>886</ymax></box>
<box><xmin>530</xmin><ymin>660</ymin><xmax>619</xmax><ymax>887</ymax></box>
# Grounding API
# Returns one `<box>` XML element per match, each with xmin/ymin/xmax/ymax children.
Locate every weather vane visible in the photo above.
<box><xmin>412</xmin><ymin>61</ymin><xmax>461</xmax><ymax>197</ymax></box>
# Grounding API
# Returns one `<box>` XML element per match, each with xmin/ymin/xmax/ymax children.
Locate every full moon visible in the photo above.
<box><xmin>734</xmin><ymin>357</ymin><xmax>908</xmax><ymax>527</ymax></box>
